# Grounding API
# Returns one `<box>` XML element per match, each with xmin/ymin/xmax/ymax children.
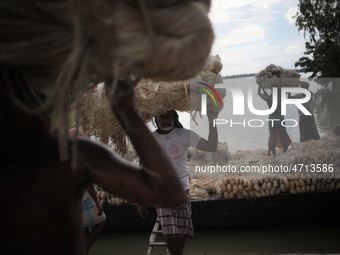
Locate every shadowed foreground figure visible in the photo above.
<box><xmin>0</xmin><ymin>71</ymin><xmax>185</xmax><ymax>255</ymax></box>
<box><xmin>0</xmin><ymin>1</ymin><xmax>214</xmax><ymax>254</ymax></box>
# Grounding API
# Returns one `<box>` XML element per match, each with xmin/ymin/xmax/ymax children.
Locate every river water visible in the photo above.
<box><xmin>90</xmin><ymin>224</ymin><xmax>340</xmax><ymax>255</ymax></box>
<box><xmin>90</xmin><ymin>77</ymin><xmax>340</xmax><ymax>255</ymax></box>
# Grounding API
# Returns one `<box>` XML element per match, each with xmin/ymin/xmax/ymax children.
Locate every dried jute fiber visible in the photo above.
<box><xmin>74</xmin><ymin>55</ymin><xmax>226</xmax><ymax>155</ymax></box>
<box><xmin>0</xmin><ymin>0</ymin><xmax>214</xmax><ymax>160</ymax></box>
<box><xmin>135</xmin><ymin>56</ymin><xmax>225</xmax><ymax>120</ymax></box>
<box><xmin>255</xmin><ymin>64</ymin><xmax>300</xmax><ymax>88</ymax></box>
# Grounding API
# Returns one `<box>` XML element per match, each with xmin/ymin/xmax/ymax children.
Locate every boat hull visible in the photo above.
<box><xmin>103</xmin><ymin>190</ymin><xmax>340</xmax><ymax>232</ymax></box>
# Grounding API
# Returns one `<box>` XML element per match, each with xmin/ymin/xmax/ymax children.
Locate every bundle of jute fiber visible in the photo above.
<box><xmin>203</xmin><ymin>55</ymin><xmax>224</xmax><ymax>74</ymax></box>
<box><xmin>255</xmin><ymin>64</ymin><xmax>300</xmax><ymax>89</ymax></box>
<box><xmin>188</xmin><ymin>175</ymin><xmax>340</xmax><ymax>200</ymax></box>
<box><xmin>190</xmin><ymin>178</ymin><xmax>217</xmax><ymax>200</ymax></box>
<box><xmin>76</xmin><ymin>83</ymin><xmax>129</xmax><ymax>154</ymax></box>
<box><xmin>136</xmin><ymin>81</ymin><xmax>226</xmax><ymax>121</ymax></box>
<box><xmin>74</xmin><ymin>55</ymin><xmax>226</xmax><ymax>155</ymax></box>
<box><xmin>190</xmin><ymin>187</ymin><xmax>210</xmax><ymax>200</ymax></box>
<box><xmin>197</xmin><ymin>54</ymin><xmax>224</xmax><ymax>89</ymax></box>
<box><xmin>136</xmin><ymin>55</ymin><xmax>225</xmax><ymax>120</ymax></box>
<box><xmin>190</xmin><ymin>178</ymin><xmax>227</xmax><ymax>200</ymax></box>
<box><xmin>94</xmin><ymin>185</ymin><xmax>130</xmax><ymax>206</ymax></box>
<box><xmin>108</xmin><ymin>0</ymin><xmax>214</xmax><ymax>81</ymax></box>
<box><xmin>222</xmin><ymin>176</ymin><xmax>322</xmax><ymax>200</ymax></box>
<box><xmin>76</xmin><ymin>79</ymin><xmax>193</xmax><ymax>154</ymax></box>
<box><xmin>150</xmin><ymin>62</ymin><xmax>225</xmax><ymax>113</ymax></box>
<box><xmin>0</xmin><ymin>0</ymin><xmax>213</xmax><ymax>160</ymax></box>
<box><xmin>135</xmin><ymin>78</ymin><xmax>192</xmax><ymax>121</ymax></box>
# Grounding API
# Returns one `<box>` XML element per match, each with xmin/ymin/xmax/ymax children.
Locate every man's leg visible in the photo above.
<box><xmin>268</xmin><ymin>130</ymin><xmax>276</xmax><ymax>156</ymax></box>
<box><xmin>166</xmin><ymin>237</ymin><xmax>186</xmax><ymax>255</ymax></box>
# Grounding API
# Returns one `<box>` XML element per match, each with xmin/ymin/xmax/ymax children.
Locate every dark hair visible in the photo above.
<box><xmin>154</xmin><ymin>110</ymin><xmax>183</xmax><ymax>129</ymax></box>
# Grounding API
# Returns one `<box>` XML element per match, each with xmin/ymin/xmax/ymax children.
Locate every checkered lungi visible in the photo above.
<box><xmin>156</xmin><ymin>190</ymin><xmax>193</xmax><ymax>239</ymax></box>
<box><xmin>82</xmin><ymin>196</ymin><xmax>106</xmax><ymax>228</ymax></box>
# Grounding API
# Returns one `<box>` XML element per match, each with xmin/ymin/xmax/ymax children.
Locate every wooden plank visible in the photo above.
<box><xmin>152</xmin><ymin>230</ymin><xmax>163</xmax><ymax>234</ymax></box>
<box><xmin>147</xmin><ymin>218</ymin><xmax>167</xmax><ymax>254</ymax></box>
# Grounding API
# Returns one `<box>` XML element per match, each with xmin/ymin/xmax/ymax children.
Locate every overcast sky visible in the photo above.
<box><xmin>209</xmin><ymin>0</ymin><xmax>307</xmax><ymax>76</ymax></box>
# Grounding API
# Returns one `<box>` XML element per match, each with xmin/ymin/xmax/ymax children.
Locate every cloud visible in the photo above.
<box><xmin>285</xmin><ymin>42</ymin><xmax>304</xmax><ymax>54</ymax></box>
<box><xmin>213</xmin><ymin>25</ymin><xmax>265</xmax><ymax>48</ymax></box>
<box><xmin>210</xmin><ymin>0</ymin><xmax>284</xmax><ymax>10</ymax></box>
<box><xmin>285</xmin><ymin>6</ymin><xmax>298</xmax><ymax>24</ymax></box>
<box><xmin>209</xmin><ymin>0</ymin><xmax>305</xmax><ymax>76</ymax></box>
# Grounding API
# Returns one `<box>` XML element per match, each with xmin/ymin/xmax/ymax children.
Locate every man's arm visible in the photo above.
<box><xmin>257</xmin><ymin>85</ymin><xmax>271</xmax><ymax>102</ymax></box>
<box><xmin>85</xmin><ymin>80</ymin><xmax>185</xmax><ymax>208</ymax></box>
<box><xmin>195</xmin><ymin>110</ymin><xmax>219</xmax><ymax>152</ymax></box>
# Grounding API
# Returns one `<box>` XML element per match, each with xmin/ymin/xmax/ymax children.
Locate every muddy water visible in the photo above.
<box><xmin>90</xmin><ymin>223</ymin><xmax>340</xmax><ymax>255</ymax></box>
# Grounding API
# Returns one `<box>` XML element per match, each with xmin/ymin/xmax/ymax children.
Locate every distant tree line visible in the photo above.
<box><xmin>223</xmin><ymin>69</ymin><xmax>306</xmax><ymax>79</ymax></box>
<box><xmin>223</xmin><ymin>73</ymin><xmax>256</xmax><ymax>79</ymax></box>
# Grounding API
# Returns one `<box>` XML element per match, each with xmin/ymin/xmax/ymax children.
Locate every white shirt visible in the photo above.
<box><xmin>153</xmin><ymin>127</ymin><xmax>201</xmax><ymax>191</ymax></box>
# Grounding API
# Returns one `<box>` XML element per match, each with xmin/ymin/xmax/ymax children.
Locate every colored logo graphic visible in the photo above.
<box><xmin>197</xmin><ymin>82</ymin><xmax>223</xmax><ymax>106</ymax></box>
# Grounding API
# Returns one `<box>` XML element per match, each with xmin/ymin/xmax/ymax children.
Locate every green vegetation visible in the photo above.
<box><xmin>294</xmin><ymin>0</ymin><xmax>340</xmax><ymax>82</ymax></box>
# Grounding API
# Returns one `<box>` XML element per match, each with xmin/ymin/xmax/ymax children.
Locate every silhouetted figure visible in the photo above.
<box><xmin>258</xmin><ymin>81</ymin><xmax>292</xmax><ymax>155</ymax></box>
<box><xmin>289</xmin><ymin>81</ymin><xmax>320</xmax><ymax>142</ymax></box>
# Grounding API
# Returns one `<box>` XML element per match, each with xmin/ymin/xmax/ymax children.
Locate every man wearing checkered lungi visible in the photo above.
<box><xmin>137</xmin><ymin>110</ymin><xmax>219</xmax><ymax>255</ymax></box>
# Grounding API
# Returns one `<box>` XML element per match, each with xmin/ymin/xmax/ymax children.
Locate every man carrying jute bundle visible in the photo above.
<box><xmin>137</xmin><ymin>109</ymin><xmax>220</xmax><ymax>255</ymax></box>
<box><xmin>258</xmin><ymin>79</ymin><xmax>292</xmax><ymax>155</ymax></box>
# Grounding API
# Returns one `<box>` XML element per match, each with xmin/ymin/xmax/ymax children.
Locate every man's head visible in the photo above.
<box><xmin>155</xmin><ymin>110</ymin><xmax>183</xmax><ymax>132</ymax></box>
